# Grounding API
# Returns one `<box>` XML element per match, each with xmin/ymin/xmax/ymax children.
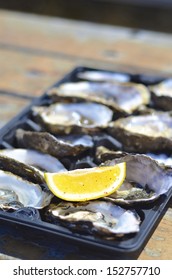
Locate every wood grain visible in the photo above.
<box><xmin>0</xmin><ymin>9</ymin><xmax>171</xmax><ymax>259</ymax></box>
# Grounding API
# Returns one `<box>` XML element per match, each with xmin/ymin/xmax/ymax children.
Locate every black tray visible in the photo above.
<box><xmin>0</xmin><ymin>66</ymin><xmax>172</xmax><ymax>260</ymax></box>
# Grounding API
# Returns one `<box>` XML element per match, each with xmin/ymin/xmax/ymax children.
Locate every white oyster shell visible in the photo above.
<box><xmin>0</xmin><ymin>170</ymin><xmax>53</xmax><ymax>209</ymax></box>
<box><xmin>77</xmin><ymin>70</ymin><xmax>130</xmax><ymax>83</ymax></box>
<box><xmin>32</xmin><ymin>102</ymin><xmax>113</xmax><ymax>134</ymax></box>
<box><xmin>0</xmin><ymin>148</ymin><xmax>66</xmax><ymax>172</ymax></box>
<box><xmin>104</xmin><ymin>153</ymin><xmax>172</xmax><ymax>204</ymax></box>
<box><xmin>47</xmin><ymin>201</ymin><xmax>140</xmax><ymax>236</ymax></box>
<box><xmin>48</xmin><ymin>81</ymin><xmax>150</xmax><ymax>115</ymax></box>
<box><xmin>107</xmin><ymin>112</ymin><xmax>172</xmax><ymax>152</ymax></box>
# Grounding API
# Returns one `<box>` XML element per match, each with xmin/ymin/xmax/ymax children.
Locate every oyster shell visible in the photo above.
<box><xmin>150</xmin><ymin>79</ymin><xmax>172</xmax><ymax>111</ymax></box>
<box><xmin>16</xmin><ymin>129</ymin><xmax>94</xmax><ymax>158</ymax></box>
<box><xmin>46</xmin><ymin>201</ymin><xmax>140</xmax><ymax>236</ymax></box>
<box><xmin>101</xmin><ymin>152</ymin><xmax>172</xmax><ymax>204</ymax></box>
<box><xmin>48</xmin><ymin>81</ymin><xmax>150</xmax><ymax>115</ymax></box>
<box><xmin>0</xmin><ymin>154</ymin><xmax>44</xmax><ymax>185</ymax></box>
<box><xmin>32</xmin><ymin>102</ymin><xmax>113</xmax><ymax>135</ymax></box>
<box><xmin>147</xmin><ymin>153</ymin><xmax>172</xmax><ymax>167</ymax></box>
<box><xmin>77</xmin><ymin>70</ymin><xmax>130</xmax><ymax>83</ymax></box>
<box><xmin>0</xmin><ymin>170</ymin><xmax>52</xmax><ymax>210</ymax></box>
<box><xmin>107</xmin><ymin>112</ymin><xmax>172</xmax><ymax>153</ymax></box>
<box><xmin>0</xmin><ymin>148</ymin><xmax>66</xmax><ymax>172</ymax></box>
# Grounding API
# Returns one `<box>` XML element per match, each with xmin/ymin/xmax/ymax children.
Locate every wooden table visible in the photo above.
<box><xmin>0</xmin><ymin>9</ymin><xmax>172</xmax><ymax>260</ymax></box>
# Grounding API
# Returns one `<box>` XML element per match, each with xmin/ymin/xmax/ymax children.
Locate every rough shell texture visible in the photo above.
<box><xmin>107</xmin><ymin>112</ymin><xmax>172</xmax><ymax>153</ymax></box>
<box><xmin>0</xmin><ymin>148</ymin><xmax>66</xmax><ymax>172</ymax></box>
<box><xmin>16</xmin><ymin>129</ymin><xmax>94</xmax><ymax>158</ymax></box>
<box><xmin>32</xmin><ymin>102</ymin><xmax>113</xmax><ymax>135</ymax></box>
<box><xmin>0</xmin><ymin>170</ymin><xmax>53</xmax><ymax>210</ymax></box>
<box><xmin>46</xmin><ymin>201</ymin><xmax>140</xmax><ymax>236</ymax></box>
<box><xmin>150</xmin><ymin>79</ymin><xmax>172</xmax><ymax>111</ymax></box>
<box><xmin>0</xmin><ymin>154</ymin><xmax>44</xmax><ymax>185</ymax></box>
<box><xmin>102</xmin><ymin>152</ymin><xmax>172</xmax><ymax>204</ymax></box>
<box><xmin>48</xmin><ymin>81</ymin><xmax>150</xmax><ymax>115</ymax></box>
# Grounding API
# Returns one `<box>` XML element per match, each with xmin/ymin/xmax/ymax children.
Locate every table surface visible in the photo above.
<box><xmin>0</xmin><ymin>9</ymin><xmax>172</xmax><ymax>260</ymax></box>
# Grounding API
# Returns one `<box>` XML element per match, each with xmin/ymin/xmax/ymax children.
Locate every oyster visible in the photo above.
<box><xmin>32</xmin><ymin>102</ymin><xmax>113</xmax><ymax>135</ymax></box>
<box><xmin>0</xmin><ymin>170</ymin><xmax>52</xmax><ymax>210</ymax></box>
<box><xmin>0</xmin><ymin>154</ymin><xmax>44</xmax><ymax>185</ymax></box>
<box><xmin>150</xmin><ymin>79</ymin><xmax>172</xmax><ymax>110</ymax></box>
<box><xmin>48</xmin><ymin>81</ymin><xmax>150</xmax><ymax>115</ymax></box>
<box><xmin>77</xmin><ymin>70</ymin><xmax>130</xmax><ymax>83</ymax></box>
<box><xmin>147</xmin><ymin>153</ymin><xmax>172</xmax><ymax>167</ymax></box>
<box><xmin>46</xmin><ymin>201</ymin><xmax>140</xmax><ymax>236</ymax></box>
<box><xmin>101</xmin><ymin>152</ymin><xmax>172</xmax><ymax>204</ymax></box>
<box><xmin>0</xmin><ymin>148</ymin><xmax>66</xmax><ymax>172</ymax></box>
<box><xmin>16</xmin><ymin>129</ymin><xmax>94</xmax><ymax>158</ymax></box>
<box><xmin>107</xmin><ymin>112</ymin><xmax>172</xmax><ymax>153</ymax></box>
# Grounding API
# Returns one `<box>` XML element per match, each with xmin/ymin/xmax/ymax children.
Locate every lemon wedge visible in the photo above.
<box><xmin>44</xmin><ymin>162</ymin><xmax>126</xmax><ymax>202</ymax></box>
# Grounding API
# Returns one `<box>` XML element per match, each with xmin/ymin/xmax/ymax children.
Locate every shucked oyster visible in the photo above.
<box><xmin>0</xmin><ymin>154</ymin><xmax>44</xmax><ymax>185</ymax></box>
<box><xmin>46</xmin><ymin>201</ymin><xmax>140</xmax><ymax>236</ymax></box>
<box><xmin>32</xmin><ymin>102</ymin><xmax>113</xmax><ymax>135</ymax></box>
<box><xmin>48</xmin><ymin>81</ymin><xmax>150</xmax><ymax>115</ymax></box>
<box><xmin>0</xmin><ymin>148</ymin><xmax>66</xmax><ymax>172</ymax></box>
<box><xmin>100</xmin><ymin>151</ymin><xmax>172</xmax><ymax>204</ymax></box>
<box><xmin>150</xmin><ymin>79</ymin><xmax>172</xmax><ymax>111</ymax></box>
<box><xmin>16</xmin><ymin>129</ymin><xmax>94</xmax><ymax>158</ymax></box>
<box><xmin>0</xmin><ymin>170</ymin><xmax>52</xmax><ymax>210</ymax></box>
<box><xmin>107</xmin><ymin>112</ymin><xmax>172</xmax><ymax>153</ymax></box>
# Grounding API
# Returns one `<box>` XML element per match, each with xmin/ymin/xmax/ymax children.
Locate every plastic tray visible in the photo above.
<box><xmin>0</xmin><ymin>66</ymin><xmax>172</xmax><ymax>260</ymax></box>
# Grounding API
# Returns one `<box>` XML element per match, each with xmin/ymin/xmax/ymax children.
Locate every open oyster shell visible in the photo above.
<box><xmin>150</xmin><ymin>79</ymin><xmax>172</xmax><ymax>111</ymax></box>
<box><xmin>16</xmin><ymin>129</ymin><xmax>94</xmax><ymax>158</ymax></box>
<box><xmin>32</xmin><ymin>102</ymin><xmax>113</xmax><ymax>135</ymax></box>
<box><xmin>107</xmin><ymin>112</ymin><xmax>172</xmax><ymax>153</ymax></box>
<box><xmin>0</xmin><ymin>154</ymin><xmax>44</xmax><ymax>185</ymax></box>
<box><xmin>0</xmin><ymin>170</ymin><xmax>52</xmax><ymax>210</ymax></box>
<box><xmin>77</xmin><ymin>70</ymin><xmax>130</xmax><ymax>83</ymax></box>
<box><xmin>100</xmin><ymin>152</ymin><xmax>172</xmax><ymax>204</ymax></box>
<box><xmin>48</xmin><ymin>81</ymin><xmax>150</xmax><ymax>115</ymax></box>
<box><xmin>46</xmin><ymin>201</ymin><xmax>140</xmax><ymax>236</ymax></box>
<box><xmin>0</xmin><ymin>148</ymin><xmax>66</xmax><ymax>172</ymax></box>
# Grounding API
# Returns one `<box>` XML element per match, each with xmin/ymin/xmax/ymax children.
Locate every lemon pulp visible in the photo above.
<box><xmin>44</xmin><ymin>162</ymin><xmax>126</xmax><ymax>202</ymax></box>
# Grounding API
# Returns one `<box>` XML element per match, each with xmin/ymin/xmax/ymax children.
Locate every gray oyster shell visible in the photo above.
<box><xmin>0</xmin><ymin>148</ymin><xmax>66</xmax><ymax>172</ymax></box>
<box><xmin>32</xmin><ymin>102</ymin><xmax>113</xmax><ymax>135</ymax></box>
<box><xmin>107</xmin><ymin>112</ymin><xmax>172</xmax><ymax>153</ymax></box>
<box><xmin>46</xmin><ymin>201</ymin><xmax>140</xmax><ymax>236</ymax></box>
<box><xmin>150</xmin><ymin>79</ymin><xmax>172</xmax><ymax>111</ymax></box>
<box><xmin>16</xmin><ymin>129</ymin><xmax>94</xmax><ymax>158</ymax></box>
<box><xmin>101</xmin><ymin>152</ymin><xmax>172</xmax><ymax>204</ymax></box>
<box><xmin>48</xmin><ymin>81</ymin><xmax>150</xmax><ymax>115</ymax></box>
<box><xmin>147</xmin><ymin>153</ymin><xmax>172</xmax><ymax>167</ymax></box>
<box><xmin>0</xmin><ymin>154</ymin><xmax>44</xmax><ymax>185</ymax></box>
<box><xmin>0</xmin><ymin>170</ymin><xmax>53</xmax><ymax>210</ymax></box>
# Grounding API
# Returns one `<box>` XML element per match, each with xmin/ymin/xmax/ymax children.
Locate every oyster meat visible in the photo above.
<box><xmin>101</xmin><ymin>152</ymin><xmax>172</xmax><ymax>204</ymax></box>
<box><xmin>16</xmin><ymin>129</ymin><xmax>94</xmax><ymax>158</ymax></box>
<box><xmin>107</xmin><ymin>112</ymin><xmax>172</xmax><ymax>153</ymax></box>
<box><xmin>48</xmin><ymin>81</ymin><xmax>150</xmax><ymax>115</ymax></box>
<box><xmin>0</xmin><ymin>170</ymin><xmax>52</xmax><ymax>210</ymax></box>
<box><xmin>32</xmin><ymin>102</ymin><xmax>113</xmax><ymax>135</ymax></box>
<box><xmin>0</xmin><ymin>148</ymin><xmax>66</xmax><ymax>172</ymax></box>
<box><xmin>150</xmin><ymin>79</ymin><xmax>172</xmax><ymax>110</ymax></box>
<box><xmin>77</xmin><ymin>70</ymin><xmax>130</xmax><ymax>83</ymax></box>
<box><xmin>46</xmin><ymin>201</ymin><xmax>140</xmax><ymax>236</ymax></box>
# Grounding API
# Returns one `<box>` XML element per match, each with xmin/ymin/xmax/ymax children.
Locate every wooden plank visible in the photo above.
<box><xmin>0</xmin><ymin>49</ymin><xmax>76</xmax><ymax>96</ymax></box>
<box><xmin>0</xmin><ymin>10</ymin><xmax>172</xmax><ymax>76</ymax></box>
<box><xmin>139</xmin><ymin>205</ymin><xmax>172</xmax><ymax>259</ymax></box>
<box><xmin>0</xmin><ymin>94</ymin><xmax>30</xmax><ymax>128</ymax></box>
